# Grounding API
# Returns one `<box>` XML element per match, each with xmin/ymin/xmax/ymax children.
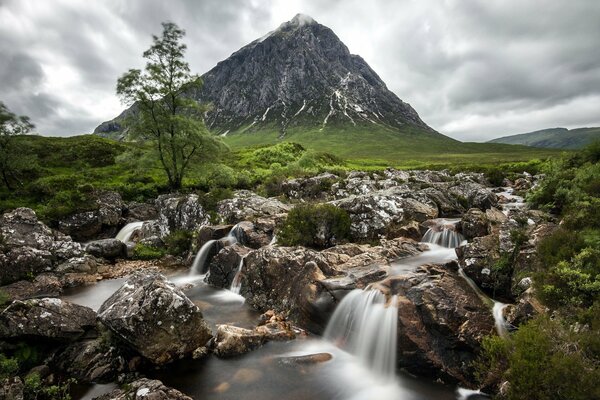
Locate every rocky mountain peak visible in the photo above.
<box><xmin>95</xmin><ymin>15</ymin><xmax>434</xmax><ymax>139</ymax></box>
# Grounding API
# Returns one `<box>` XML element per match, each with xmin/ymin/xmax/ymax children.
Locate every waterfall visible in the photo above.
<box><xmin>115</xmin><ymin>221</ymin><xmax>145</xmax><ymax>243</ymax></box>
<box><xmin>269</xmin><ymin>234</ymin><xmax>277</xmax><ymax>246</ymax></box>
<box><xmin>422</xmin><ymin>219</ymin><xmax>464</xmax><ymax>248</ymax></box>
<box><xmin>492</xmin><ymin>301</ymin><xmax>509</xmax><ymax>338</ymax></box>
<box><xmin>324</xmin><ymin>289</ymin><xmax>399</xmax><ymax>380</ymax></box>
<box><xmin>189</xmin><ymin>239</ymin><xmax>217</xmax><ymax>276</ymax></box>
<box><xmin>226</xmin><ymin>224</ymin><xmax>241</xmax><ymax>245</ymax></box>
<box><xmin>230</xmin><ymin>255</ymin><xmax>247</xmax><ymax>294</ymax></box>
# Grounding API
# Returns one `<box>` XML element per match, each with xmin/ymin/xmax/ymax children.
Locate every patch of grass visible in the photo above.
<box><xmin>132</xmin><ymin>243</ymin><xmax>166</xmax><ymax>260</ymax></box>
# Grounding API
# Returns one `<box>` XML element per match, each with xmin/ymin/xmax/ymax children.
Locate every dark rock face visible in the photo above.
<box><xmin>375</xmin><ymin>264</ymin><xmax>496</xmax><ymax>384</ymax></box>
<box><xmin>95</xmin><ymin>14</ymin><xmax>433</xmax><ymax>139</ymax></box>
<box><xmin>124</xmin><ymin>201</ymin><xmax>158</xmax><ymax>221</ymax></box>
<box><xmin>94</xmin><ymin>378</ymin><xmax>192</xmax><ymax>400</ymax></box>
<box><xmin>205</xmin><ymin>244</ymin><xmax>252</xmax><ymax>289</ymax></box>
<box><xmin>194</xmin><ymin>224</ymin><xmax>234</xmax><ymax>248</ymax></box>
<box><xmin>0</xmin><ymin>298</ymin><xmax>96</xmax><ymax>341</ymax></box>
<box><xmin>97</xmin><ymin>272</ymin><xmax>212</xmax><ymax>364</ymax></box>
<box><xmin>85</xmin><ymin>239</ymin><xmax>126</xmax><ymax>259</ymax></box>
<box><xmin>58</xmin><ymin>191</ymin><xmax>124</xmax><ymax>241</ymax></box>
<box><xmin>457</xmin><ymin>234</ymin><xmax>502</xmax><ymax>296</ymax></box>
<box><xmin>0</xmin><ymin>208</ymin><xmax>82</xmax><ymax>285</ymax></box>
<box><xmin>461</xmin><ymin>208</ymin><xmax>490</xmax><ymax>240</ymax></box>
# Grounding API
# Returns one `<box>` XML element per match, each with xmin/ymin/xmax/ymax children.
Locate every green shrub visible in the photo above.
<box><xmin>537</xmin><ymin>228</ymin><xmax>586</xmax><ymax>267</ymax></box>
<box><xmin>0</xmin><ymin>354</ymin><xmax>19</xmax><ymax>380</ymax></box>
<box><xmin>24</xmin><ymin>372</ymin><xmax>75</xmax><ymax>400</ymax></box>
<box><xmin>164</xmin><ymin>230</ymin><xmax>193</xmax><ymax>256</ymax></box>
<box><xmin>277</xmin><ymin>203</ymin><xmax>351</xmax><ymax>249</ymax></box>
<box><xmin>132</xmin><ymin>244</ymin><xmax>165</xmax><ymax>260</ymax></box>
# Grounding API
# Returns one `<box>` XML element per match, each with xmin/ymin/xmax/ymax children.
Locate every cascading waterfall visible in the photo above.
<box><xmin>229</xmin><ymin>255</ymin><xmax>247</xmax><ymax>294</ymax></box>
<box><xmin>492</xmin><ymin>301</ymin><xmax>509</xmax><ymax>338</ymax></box>
<box><xmin>115</xmin><ymin>221</ymin><xmax>145</xmax><ymax>243</ymax></box>
<box><xmin>422</xmin><ymin>219</ymin><xmax>464</xmax><ymax>248</ymax></box>
<box><xmin>189</xmin><ymin>239</ymin><xmax>217</xmax><ymax>276</ymax></box>
<box><xmin>226</xmin><ymin>224</ymin><xmax>242</xmax><ymax>245</ymax></box>
<box><xmin>324</xmin><ymin>289</ymin><xmax>399</xmax><ymax>380</ymax></box>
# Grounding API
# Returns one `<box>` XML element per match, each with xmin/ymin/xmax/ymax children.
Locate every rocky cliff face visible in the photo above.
<box><xmin>95</xmin><ymin>14</ymin><xmax>433</xmax><ymax>139</ymax></box>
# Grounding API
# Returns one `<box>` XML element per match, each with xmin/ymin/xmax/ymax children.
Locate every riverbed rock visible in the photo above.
<box><xmin>58</xmin><ymin>191</ymin><xmax>124</xmax><ymax>241</ymax></box>
<box><xmin>0</xmin><ymin>274</ymin><xmax>62</xmax><ymax>301</ymax></box>
<box><xmin>94</xmin><ymin>378</ymin><xmax>192</xmax><ymax>400</ymax></box>
<box><xmin>124</xmin><ymin>201</ymin><xmax>158</xmax><ymax>221</ymax></box>
<box><xmin>449</xmin><ymin>182</ymin><xmax>498</xmax><ymax>211</ymax></box>
<box><xmin>216</xmin><ymin>190</ymin><xmax>291</xmax><ymax>224</ymax></box>
<box><xmin>331</xmin><ymin>190</ymin><xmax>438</xmax><ymax>240</ymax></box>
<box><xmin>457</xmin><ymin>234</ymin><xmax>504</xmax><ymax>298</ymax></box>
<box><xmin>155</xmin><ymin>194</ymin><xmax>210</xmax><ymax>238</ymax></box>
<box><xmin>85</xmin><ymin>239</ymin><xmax>127</xmax><ymax>259</ymax></box>
<box><xmin>281</xmin><ymin>173</ymin><xmax>339</xmax><ymax>200</ymax></box>
<box><xmin>205</xmin><ymin>244</ymin><xmax>252</xmax><ymax>289</ymax></box>
<box><xmin>213</xmin><ymin>325</ymin><xmax>266</xmax><ymax>357</ymax></box>
<box><xmin>97</xmin><ymin>272</ymin><xmax>212</xmax><ymax>364</ymax></box>
<box><xmin>461</xmin><ymin>209</ymin><xmax>490</xmax><ymax>239</ymax></box>
<box><xmin>376</xmin><ymin>264</ymin><xmax>496</xmax><ymax>384</ymax></box>
<box><xmin>232</xmin><ymin>220</ymin><xmax>275</xmax><ymax>249</ymax></box>
<box><xmin>0</xmin><ymin>377</ymin><xmax>24</xmax><ymax>400</ymax></box>
<box><xmin>0</xmin><ymin>298</ymin><xmax>96</xmax><ymax>341</ymax></box>
<box><xmin>194</xmin><ymin>224</ymin><xmax>233</xmax><ymax>248</ymax></box>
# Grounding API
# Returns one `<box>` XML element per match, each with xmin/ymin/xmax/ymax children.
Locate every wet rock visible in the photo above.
<box><xmin>194</xmin><ymin>224</ymin><xmax>233</xmax><ymax>248</ymax></box>
<box><xmin>505</xmin><ymin>289</ymin><xmax>544</xmax><ymax>327</ymax></box>
<box><xmin>513</xmin><ymin>178</ymin><xmax>532</xmax><ymax>191</ymax></box>
<box><xmin>461</xmin><ymin>209</ymin><xmax>490</xmax><ymax>240</ymax></box>
<box><xmin>449</xmin><ymin>182</ymin><xmax>498</xmax><ymax>211</ymax></box>
<box><xmin>97</xmin><ymin>272</ymin><xmax>212</xmax><ymax>364</ymax></box>
<box><xmin>94</xmin><ymin>378</ymin><xmax>192</xmax><ymax>400</ymax></box>
<box><xmin>380</xmin><ymin>264</ymin><xmax>496</xmax><ymax>384</ymax></box>
<box><xmin>0</xmin><ymin>298</ymin><xmax>96</xmax><ymax>341</ymax></box>
<box><xmin>278</xmin><ymin>352</ymin><xmax>332</xmax><ymax>368</ymax></box>
<box><xmin>155</xmin><ymin>194</ymin><xmax>210</xmax><ymax>238</ymax></box>
<box><xmin>457</xmin><ymin>234</ymin><xmax>504</xmax><ymax>298</ymax></box>
<box><xmin>331</xmin><ymin>190</ymin><xmax>438</xmax><ymax>240</ymax></box>
<box><xmin>395</xmin><ymin>220</ymin><xmax>422</xmax><ymax>241</ymax></box>
<box><xmin>216</xmin><ymin>190</ymin><xmax>291</xmax><ymax>224</ymax></box>
<box><xmin>85</xmin><ymin>239</ymin><xmax>127</xmax><ymax>259</ymax></box>
<box><xmin>0</xmin><ymin>274</ymin><xmax>62</xmax><ymax>301</ymax></box>
<box><xmin>205</xmin><ymin>244</ymin><xmax>252</xmax><ymax>289</ymax></box>
<box><xmin>281</xmin><ymin>173</ymin><xmax>339</xmax><ymax>200</ymax></box>
<box><xmin>124</xmin><ymin>201</ymin><xmax>158</xmax><ymax>221</ymax></box>
<box><xmin>421</xmin><ymin>186</ymin><xmax>466</xmax><ymax>217</ymax></box>
<box><xmin>233</xmin><ymin>220</ymin><xmax>275</xmax><ymax>249</ymax></box>
<box><xmin>213</xmin><ymin>325</ymin><xmax>266</xmax><ymax>357</ymax></box>
<box><xmin>58</xmin><ymin>191</ymin><xmax>124</xmax><ymax>241</ymax></box>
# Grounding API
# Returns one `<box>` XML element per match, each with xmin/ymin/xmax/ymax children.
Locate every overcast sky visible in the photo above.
<box><xmin>1</xmin><ymin>0</ymin><xmax>599</xmax><ymax>141</ymax></box>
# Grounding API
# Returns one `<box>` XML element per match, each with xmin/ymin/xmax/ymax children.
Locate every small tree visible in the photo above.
<box><xmin>0</xmin><ymin>102</ymin><xmax>34</xmax><ymax>190</ymax></box>
<box><xmin>117</xmin><ymin>22</ymin><xmax>219</xmax><ymax>189</ymax></box>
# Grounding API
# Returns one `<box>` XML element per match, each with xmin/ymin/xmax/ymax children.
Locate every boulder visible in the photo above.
<box><xmin>94</xmin><ymin>378</ymin><xmax>192</xmax><ymax>400</ymax></box>
<box><xmin>97</xmin><ymin>272</ymin><xmax>212</xmax><ymax>364</ymax></box>
<box><xmin>124</xmin><ymin>201</ymin><xmax>158</xmax><ymax>221</ymax></box>
<box><xmin>449</xmin><ymin>182</ymin><xmax>498</xmax><ymax>211</ymax></box>
<box><xmin>421</xmin><ymin>186</ymin><xmax>466</xmax><ymax>217</ymax></box>
<box><xmin>461</xmin><ymin>209</ymin><xmax>490</xmax><ymax>239</ymax></box>
<box><xmin>232</xmin><ymin>220</ymin><xmax>275</xmax><ymax>249</ymax></box>
<box><xmin>205</xmin><ymin>244</ymin><xmax>252</xmax><ymax>289</ymax></box>
<box><xmin>155</xmin><ymin>194</ymin><xmax>210</xmax><ymax>238</ymax></box>
<box><xmin>0</xmin><ymin>274</ymin><xmax>62</xmax><ymax>301</ymax></box>
<box><xmin>58</xmin><ymin>191</ymin><xmax>124</xmax><ymax>241</ymax></box>
<box><xmin>0</xmin><ymin>377</ymin><xmax>24</xmax><ymax>400</ymax></box>
<box><xmin>0</xmin><ymin>247</ymin><xmax>53</xmax><ymax>285</ymax></box>
<box><xmin>85</xmin><ymin>239</ymin><xmax>126</xmax><ymax>259</ymax></box>
<box><xmin>216</xmin><ymin>190</ymin><xmax>291</xmax><ymax>224</ymax></box>
<box><xmin>194</xmin><ymin>224</ymin><xmax>233</xmax><ymax>248</ymax></box>
<box><xmin>505</xmin><ymin>288</ymin><xmax>544</xmax><ymax>327</ymax></box>
<box><xmin>281</xmin><ymin>173</ymin><xmax>339</xmax><ymax>200</ymax></box>
<box><xmin>0</xmin><ymin>298</ymin><xmax>96</xmax><ymax>341</ymax></box>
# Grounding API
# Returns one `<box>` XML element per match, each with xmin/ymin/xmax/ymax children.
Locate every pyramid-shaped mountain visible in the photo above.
<box><xmin>96</xmin><ymin>14</ymin><xmax>448</xmax><ymax>143</ymax></box>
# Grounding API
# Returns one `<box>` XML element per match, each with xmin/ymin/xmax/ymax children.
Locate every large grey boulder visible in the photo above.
<box><xmin>85</xmin><ymin>239</ymin><xmax>126</xmax><ymax>259</ymax></box>
<box><xmin>461</xmin><ymin>208</ymin><xmax>491</xmax><ymax>239</ymax></box>
<box><xmin>0</xmin><ymin>298</ymin><xmax>96</xmax><ymax>341</ymax></box>
<box><xmin>155</xmin><ymin>194</ymin><xmax>210</xmax><ymax>238</ymax></box>
<box><xmin>216</xmin><ymin>190</ymin><xmax>291</xmax><ymax>224</ymax></box>
<box><xmin>94</xmin><ymin>378</ymin><xmax>192</xmax><ymax>400</ymax></box>
<box><xmin>58</xmin><ymin>191</ymin><xmax>124</xmax><ymax>241</ymax></box>
<box><xmin>98</xmin><ymin>272</ymin><xmax>212</xmax><ymax>364</ymax></box>
<box><xmin>281</xmin><ymin>173</ymin><xmax>339</xmax><ymax>200</ymax></box>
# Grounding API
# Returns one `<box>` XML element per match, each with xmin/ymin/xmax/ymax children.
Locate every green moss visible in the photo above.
<box><xmin>132</xmin><ymin>243</ymin><xmax>166</xmax><ymax>260</ymax></box>
<box><xmin>164</xmin><ymin>230</ymin><xmax>193</xmax><ymax>256</ymax></box>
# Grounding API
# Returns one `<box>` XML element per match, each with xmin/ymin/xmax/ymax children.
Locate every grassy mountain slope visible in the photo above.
<box><xmin>488</xmin><ymin>127</ymin><xmax>600</xmax><ymax>149</ymax></box>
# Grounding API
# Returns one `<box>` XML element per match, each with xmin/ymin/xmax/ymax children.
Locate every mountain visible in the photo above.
<box><xmin>488</xmin><ymin>127</ymin><xmax>600</xmax><ymax>149</ymax></box>
<box><xmin>95</xmin><ymin>14</ymin><xmax>453</xmax><ymax>147</ymax></box>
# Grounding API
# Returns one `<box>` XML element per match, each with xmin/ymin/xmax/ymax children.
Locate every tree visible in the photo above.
<box><xmin>116</xmin><ymin>22</ymin><xmax>219</xmax><ymax>190</ymax></box>
<box><xmin>0</xmin><ymin>102</ymin><xmax>34</xmax><ymax>191</ymax></box>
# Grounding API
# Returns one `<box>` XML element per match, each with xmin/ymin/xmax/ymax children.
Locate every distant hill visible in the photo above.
<box><xmin>488</xmin><ymin>127</ymin><xmax>600</xmax><ymax>149</ymax></box>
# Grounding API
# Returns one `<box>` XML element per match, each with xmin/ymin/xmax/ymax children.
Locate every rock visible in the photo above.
<box><xmin>485</xmin><ymin>207</ymin><xmax>508</xmax><ymax>225</ymax></box>
<box><xmin>0</xmin><ymin>377</ymin><xmax>24</xmax><ymax>400</ymax></box>
<box><xmin>281</xmin><ymin>173</ymin><xmax>339</xmax><ymax>200</ymax></box>
<box><xmin>232</xmin><ymin>220</ymin><xmax>275</xmax><ymax>249</ymax></box>
<box><xmin>155</xmin><ymin>194</ymin><xmax>210</xmax><ymax>238</ymax></box>
<box><xmin>94</xmin><ymin>378</ymin><xmax>192</xmax><ymax>400</ymax></box>
<box><xmin>0</xmin><ymin>208</ymin><xmax>83</xmax><ymax>284</ymax></box>
<box><xmin>216</xmin><ymin>190</ymin><xmax>291</xmax><ymax>224</ymax></box>
<box><xmin>0</xmin><ymin>298</ymin><xmax>96</xmax><ymax>341</ymax></box>
<box><xmin>331</xmin><ymin>190</ymin><xmax>438</xmax><ymax>240</ymax></box>
<box><xmin>124</xmin><ymin>201</ymin><xmax>158</xmax><ymax>221</ymax></box>
<box><xmin>421</xmin><ymin>186</ymin><xmax>466</xmax><ymax>217</ymax></box>
<box><xmin>513</xmin><ymin>178</ymin><xmax>532</xmax><ymax>191</ymax></box>
<box><xmin>194</xmin><ymin>224</ymin><xmax>233</xmax><ymax>248</ymax></box>
<box><xmin>461</xmin><ymin>208</ymin><xmax>490</xmax><ymax>239</ymax></box>
<box><xmin>457</xmin><ymin>234</ymin><xmax>506</xmax><ymax>298</ymax></box>
<box><xmin>278</xmin><ymin>353</ymin><xmax>332</xmax><ymax>368</ymax></box>
<box><xmin>449</xmin><ymin>182</ymin><xmax>498</xmax><ymax>211</ymax></box>
<box><xmin>85</xmin><ymin>239</ymin><xmax>127</xmax><ymax>259</ymax></box>
<box><xmin>0</xmin><ymin>274</ymin><xmax>62</xmax><ymax>301</ymax></box>
<box><xmin>205</xmin><ymin>244</ymin><xmax>252</xmax><ymax>289</ymax></box>
<box><xmin>58</xmin><ymin>191</ymin><xmax>124</xmax><ymax>241</ymax></box>
<box><xmin>395</xmin><ymin>220</ymin><xmax>422</xmax><ymax>241</ymax></box>
<box><xmin>56</xmin><ymin>255</ymin><xmax>100</xmax><ymax>274</ymax></box>
<box><xmin>97</xmin><ymin>272</ymin><xmax>212</xmax><ymax>364</ymax></box>
<box><xmin>380</xmin><ymin>264</ymin><xmax>495</xmax><ymax>384</ymax></box>
<box><xmin>505</xmin><ymin>288</ymin><xmax>544</xmax><ymax>327</ymax></box>
<box><xmin>213</xmin><ymin>325</ymin><xmax>266</xmax><ymax>357</ymax></box>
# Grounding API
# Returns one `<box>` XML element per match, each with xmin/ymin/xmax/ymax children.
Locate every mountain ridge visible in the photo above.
<box><xmin>95</xmin><ymin>14</ymin><xmax>452</xmax><ymax>145</ymax></box>
<box><xmin>488</xmin><ymin>126</ymin><xmax>600</xmax><ymax>149</ymax></box>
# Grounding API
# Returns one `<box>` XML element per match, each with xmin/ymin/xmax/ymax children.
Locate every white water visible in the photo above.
<box><xmin>115</xmin><ymin>221</ymin><xmax>145</xmax><ymax>242</ymax></box>
<box><xmin>497</xmin><ymin>187</ymin><xmax>526</xmax><ymax>215</ymax></box>
<box><xmin>226</xmin><ymin>224</ymin><xmax>242</xmax><ymax>245</ymax></box>
<box><xmin>189</xmin><ymin>239</ymin><xmax>217</xmax><ymax>276</ymax></box>
<box><xmin>456</xmin><ymin>387</ymin><xmax>488</xmax><ymax>399</ymax></box>
<box><xmin>229</xmin><ymin>255</ymin><xmax>247</xmax><ymax>294</ymax></box>
<box><xmin>422</xmin><ymin>219</ymin><xmax>465</xmax><ymax>249</ymax></box>
<box><xmin>391</xmin><ymin>243</ymin><xmax>457</xmax><ymax>274</ymax></box>
<box><xmin>324</xmin><ymin>289</ymin><xmax>399</xmax><ymax>380</ymax></box>
<box><xmin>269</xmin><ymin>234</ymin><xmax>277</xmax><ymax>246</ymax></box>
<box><xmin>492</xmin><ymin>301</ymin><xmax>509</xmax><ymax>338</ymax></box>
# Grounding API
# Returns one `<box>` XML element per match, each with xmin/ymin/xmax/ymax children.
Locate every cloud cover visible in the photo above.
<box><xmin>1</xmin><ymin>0</ymin><xmax>599</xmax><ymax>141</ymax></box>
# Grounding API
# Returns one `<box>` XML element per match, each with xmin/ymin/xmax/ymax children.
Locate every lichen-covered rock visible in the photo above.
<box><xmin>97</xmin><ymin>272</ymin><xmax>212</xmax><ymax>364</ymax></box>
<box><xmin>58</xmin><ymin>191</ymin><xmax>124</xmax><ymax>241</ymax></box>
<box><xmin>0</xmin><ymin>377</ymin><xmax>24</xmax><ymax>400</ymax></box>
<box><xmin>216</xmin><ymin>190</ymin><xmax>291</xmax><ymax>224</ymax></box>
<box><xmin>0</xmin><ymin>298</ymin><xmax>96</xmax><ymax>341</ymax></box>
<box><xmin>155</xmin><ymin>194</ymin><xmax>210</xmax><ymax>238</ymax></box>
<box><xmin>331</xmin><ymin>190</ymin><xmax>438</xmax><ymax>240</ymax></box>
<box><xmin>449</xmin><ymin>182</ymin><xmax>498</xmax><ymax>211</ymax></box>
<box><xmin>461</xmin><ymin>208</ymin><xmax>490</xmax><ymax>239</ymax></box>
<box><xmin>85</xmin><ymin>239</ymin><xmax>127</xmax><ymax>259</ymax></box>
<box><xmin>94</xmin><ymin>378</ymin><xmax>192</xmax><ymax>400</ymax></box>
<box><xmin>457</xmin><ymin>234</ymin><xmax>503</xmax><ymax>297</ymax></box>
<box><xmin>281</xmin><ymin>173</ymin><xmax>339</xmax><ymax>200</ymax></box>
<box><xmin>232</xmin><ymin>220</ymin><xmax>275</xmax><ymax>249</ymax></box>
<box><xmin>205</xmin><ymin>244</ymin><xmax>252</xmax><ymax>289</ymax></box>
